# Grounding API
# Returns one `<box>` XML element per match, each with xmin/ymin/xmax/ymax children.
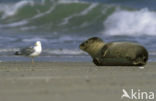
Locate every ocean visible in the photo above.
<box><xmin>0</xmin><ymin>0</ymin><xmax>156</xmax><ymax>62</ymax></box>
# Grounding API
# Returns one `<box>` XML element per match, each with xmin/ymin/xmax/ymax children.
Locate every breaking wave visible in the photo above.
<box><xmin>103</xmin><ymin>8</ymin><xmax>156</xmax><ymax>36</ymax></box>
<box><xmin>0</xmin><ymin>0</ymin><xmax>156</xmax><ymax>36</ymax></box>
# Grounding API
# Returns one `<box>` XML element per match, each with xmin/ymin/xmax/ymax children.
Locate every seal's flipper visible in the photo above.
<box><xmin>133</xmin><ymin>54</ymin><xmax>148</xmax><ymax>66</ymax></box>
<box><xmin>93</xmin><ymin>58</ymin><xmax>102</xmax><ymax>66</ymax></box>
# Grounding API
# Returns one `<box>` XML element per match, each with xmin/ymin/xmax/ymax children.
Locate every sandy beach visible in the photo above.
<box><xmin>0</xmin><ymin>62</ymin><xmax>155</xmax><ymax>101</ymax></box>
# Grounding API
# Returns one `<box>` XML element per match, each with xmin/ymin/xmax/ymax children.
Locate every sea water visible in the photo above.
<box><xmin>0</xmin><ymin>0</ymin><xmax>155</xmax><ymax>62</ymax></box>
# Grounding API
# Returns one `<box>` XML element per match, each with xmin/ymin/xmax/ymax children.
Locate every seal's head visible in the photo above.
<box><xmin>80</xmin><ymin>37</ymin><xmax>103</xmax><ymax>50</ymax></box>
<box><xmin>79</xmin><ymin>37</ymin><xmax>105</xmax><ymax>57</ymax></box>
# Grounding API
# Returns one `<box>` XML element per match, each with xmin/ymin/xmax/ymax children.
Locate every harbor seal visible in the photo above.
<box><xmin>79</xmin><ymin>37</ymin><xmax>148</xmax><ymax>66</ymax></box>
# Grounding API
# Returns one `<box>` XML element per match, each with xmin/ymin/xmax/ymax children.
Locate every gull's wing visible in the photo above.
<box><xmin>20</xmin><ymin>46</ymin><xmax>35</xmax><ymax>56</ymax></box>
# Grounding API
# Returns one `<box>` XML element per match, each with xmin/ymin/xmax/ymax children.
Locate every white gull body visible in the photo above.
<box><xmin>15</xmin><ymin>41</ymin><xmax>42</xmax><ymax>63</ymax></box>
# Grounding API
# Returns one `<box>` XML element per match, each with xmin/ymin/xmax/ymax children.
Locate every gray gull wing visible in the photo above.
<box><xmin>20</xmin><ymin>46</ymin><xmax>35</xmax><ymax>56</ymax></box>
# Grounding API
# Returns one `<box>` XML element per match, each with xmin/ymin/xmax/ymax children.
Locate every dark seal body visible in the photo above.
<box><xmin>80</xmin><ymin>37</ymin><xmax>148</xmax><ymax>66</ymax></box>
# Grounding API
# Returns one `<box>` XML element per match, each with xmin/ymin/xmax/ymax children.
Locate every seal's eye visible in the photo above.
<box><xmin>80</xmin><ymin>43</ymin><xmax>85</xmax><ymax>47</ymax></box>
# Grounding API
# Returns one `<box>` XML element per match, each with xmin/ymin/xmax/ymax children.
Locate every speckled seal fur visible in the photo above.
<box><xmin>80</xmin><ymin>37</ymin><xmax>148</xmax><ymax>66</ymax></box>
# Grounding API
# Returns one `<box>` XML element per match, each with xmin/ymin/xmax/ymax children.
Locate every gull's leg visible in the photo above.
<box><xmin>32</xmin><ymin>57</ymin><xmax>34</xmax><ymax>64</ymax></box>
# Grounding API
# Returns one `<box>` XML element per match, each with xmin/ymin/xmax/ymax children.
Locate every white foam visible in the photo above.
<box><xmin>0</xmin><ymin>20</ymin><xmax>28</xmax><ymax>28</ymax></box>
<box><xmin>0</xmin><ymin>0</ymin><xmax>57</xmax><ymax>28</ymax></box>
<box><xmin>0</xmin><ymin>0</ymin><xmax>34</xmax><ymax>19</ymax></box>
<box><xmin>0</xmin><ymin>48</ymin><xmax>18</xmax><ymax>52</ymax></box>
<box><xmin>60</xmin><ymin>3</ymin><xmax>98</xmax><ymax>25</ymax></box>
<box><xmin>103</xmin><ymin>8</ymin><xmax>156</xmax><ymax>36</ymax></box>
<box><xmin>20</xmin><ymin>26</ymin><xmax>37</xmax><ymax>31</ymax></box>
<box><xmin>58</xmin><ymin>0</ymin><xmax>84</xmax><ymax>4</ymax></box>
<box><xmin>80</xmin><ymin>3</ymin><xmax>98</xmax><ymax>15</ymax></box>
<box><xmin>149</xmin><ymin>51</ymin><xmax>156</xmax><ymax>56</ymax></box>
<box><xmin>32</xmin><ymin>4</ymin><xmax>56</xmax><ymax>19</ymax></box>
<box><xmin>44</xmin><ymin>49</ymin><xmax>85</xmax><ymax>55</ymax></box>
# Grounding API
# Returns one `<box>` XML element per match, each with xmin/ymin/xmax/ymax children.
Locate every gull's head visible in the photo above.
<box><xmin>35</xmin><ymin>41</ymin><xmax>41</xmax><ymax>46</ymax></box>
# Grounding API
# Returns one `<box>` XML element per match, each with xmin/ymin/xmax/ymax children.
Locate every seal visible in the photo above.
<box><xmin>79</xmin><ymin>37</ymin><xmax>148</xmax><ymax>66</ymax></box>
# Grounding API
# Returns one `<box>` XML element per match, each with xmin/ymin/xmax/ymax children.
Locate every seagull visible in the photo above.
<box><xmin>15</xmin><ymin>41</ymin><xmax>42</xmax><ymax>63</ymax></box>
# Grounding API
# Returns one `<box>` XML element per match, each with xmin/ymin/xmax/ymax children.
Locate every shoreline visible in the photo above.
<box><xmin>0</xmin><ymin>62</ymin><xmax>155</xmax><ymax>101</ymax></box>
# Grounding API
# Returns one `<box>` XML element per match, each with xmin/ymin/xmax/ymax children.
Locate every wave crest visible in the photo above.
<box><xmin>103</xmin><ymin>8</ymin><xmax>156</xmax><ymax>36</ymax></box>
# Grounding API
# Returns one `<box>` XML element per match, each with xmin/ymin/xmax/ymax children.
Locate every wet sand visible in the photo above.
<box><xmin>0</xmin><ymin>62</ymin><xmax>155</xmax><ymax>101</ymax></box>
